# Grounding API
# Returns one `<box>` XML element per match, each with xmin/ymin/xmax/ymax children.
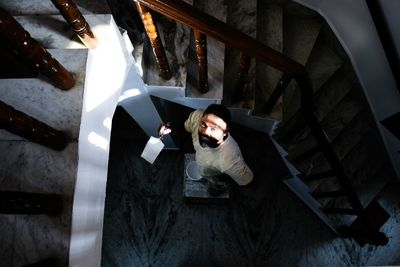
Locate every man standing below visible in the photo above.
<box><xmin>183</xmin><ymin>104</ymin><xmax>253</xmax><ymax>195</ymax></box>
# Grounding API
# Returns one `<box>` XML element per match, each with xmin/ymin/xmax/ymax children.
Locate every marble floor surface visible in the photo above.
<box><xmin>101</xmin><ymin>106</ymin><xmax>400</xmax><ymax>267</ymax></box>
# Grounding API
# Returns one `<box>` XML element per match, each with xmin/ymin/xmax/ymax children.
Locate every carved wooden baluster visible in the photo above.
<box><xmin>193</xmin><ymin>29</ymin><xmax>208</xmax><ymax>93</ymax></box>
<box><xmin>135</xmin><ymin>2</ymin><xmax>172</xmax><ymax>80</ymax></box>
<box><xmin>0</xmin><ymin>7</ymin><xmax>75</xmax><ymax>90</ymax></box>
<box><xmin>0</xmin><ymin>101</ymin><xmax>67</xmax><ymax>151</ymax></box>
<box><xmin>0</xmin><ymin>191</ymin><xmax>63</xmax><ymax>216</ymax></box>
<box><xmin>50</xmin><ymin>0</ymin><xmax>98</xmax><ymax>49</ymax></box>
<box><xmin>263</xmin><ymin>73</ymin><xmax>292</xmax><ymax>114</ymax></box>
<box><xmin>232</xmin><ymin>53</ymin><xmax>252</xmax><ymax>103</ymax></box>
<box><xmin>0</xmin><ymin>40</ymin><xmax>38</xmax><ymax>78</ymax></box>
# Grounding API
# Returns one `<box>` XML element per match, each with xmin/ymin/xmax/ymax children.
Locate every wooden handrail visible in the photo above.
<box><xmin>136</xmin><ymin>0</ymin><xmax>377</xmax><ymax>236</ymax></box>
<box><xmin>0</xmin><ymin>101</ymin><xmax>67</xmax><ymax>151</ymax></box>
<box><xmin>0</xmin><ymin>7</ymin><xmax>75</xmax><ymax>90</ymax></box>
<box><xmin>135</xmin><ymin>0</ymin><xmax>304</xmax><ymax>77</ymax></box>
<box><xmin>51</xmin><ymin>0</ymin><xmax>98</xmax><ymax>49</ymax></box>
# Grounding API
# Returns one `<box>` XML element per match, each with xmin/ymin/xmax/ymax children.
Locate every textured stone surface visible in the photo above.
<box><xmin>0</xmin><ymin>0</ymin><xmax>110</xmax><ymax>15</ymax></box>
<box><xmin>185</xmin><ymin>0</ymin><xmax>227</xmax><ymax>99</ymax></box>
<box><xmin>0</xmin><ymin>49</ymin><xmax>86</xmax><ymax>140</ymax></box>
<box><xmin>14</xmin><ymin>15</ymin><xmax>112</xmax><ymax>49</ymax></box>
<box><xmin>223</xmin><ymin>0</ymin><xmax>257</xmax><ymax>107</ymax></box>
<box><xmin>254</xmin><ymin>4</ymin><xmax>283</xmax><ymax>118</ymax></box>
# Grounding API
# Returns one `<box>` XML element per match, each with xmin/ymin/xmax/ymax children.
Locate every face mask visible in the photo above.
<box><xmin>198</xmin><ymin>133</ymin><xmax>220</xmax><ymax>148</ymax></box>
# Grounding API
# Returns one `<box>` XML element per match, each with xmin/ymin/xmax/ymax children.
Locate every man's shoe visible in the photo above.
<box><xmin>207</xmin><ymin>182</ymin><xmax>229</xmax><ymax>196</ymax></box>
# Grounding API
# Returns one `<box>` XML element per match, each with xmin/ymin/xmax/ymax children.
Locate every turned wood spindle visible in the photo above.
<box><xmin>232</xmin><ymin>53</ymin><xmax>252</xmax><ymax>103</ymax></box>
<box><xmin>0</xmin><ymin>7</ymin><xmax>75</xmax><ymax>90</ymax></box>
<box><xmin>194</xmin><ymin>29</ymin><xmax>208</xmax><ymax>93</ymax></box>
<box><xmin>263</xmin><ymin>73</ymin><xmax>291</xmax><ymax>114</ymax></box>
<box><xmin>50</xmin><ymin>0</ymin><xmax>98</xmax><ymax>49</ymax></box>
<box><xmin>0</xmin><ymin>101</ymin><xmax>67</xmax><ymax>151</ymax></box>
<box><xmin>135</xmin><ymin>3</ymin><xmax>172</xmax><ymax>80</ymax></box>
<box><xmin>0</xmin><ymin>40</ymin><xmax>38</xmax><ymax>78</ymax></box>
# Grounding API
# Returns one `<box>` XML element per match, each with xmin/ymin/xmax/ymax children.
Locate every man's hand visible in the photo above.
<box><xmin>158</xmin><ymin>122</ymin><xmax>172</xmax><ymax>138</ymax></box>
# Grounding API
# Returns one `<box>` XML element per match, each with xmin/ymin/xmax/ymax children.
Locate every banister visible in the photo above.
<box><xmin>51</xmin><ymin>0</ymin><xmax>98</xmax><ymax>49</ymax></box>
<box><xmin>135</xmin><ymin>0</ymin><xmax>304</xmax><ymax>77</ymax></box>
<box><xmin>0</xmin><ymin>7</ymin><xmax>75</xmax><ymax>90</ymax></box>
<box><xmin>135</xmin><ymin>0</ymin><xmax>376</xmax><ymax>236</ymax></box>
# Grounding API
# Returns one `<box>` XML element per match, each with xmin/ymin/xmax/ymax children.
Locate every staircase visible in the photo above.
<box><xmin>1</xmin><ymin>0</ymin><xmax>400</xmax><ymax>266</ymax></box>
<box><xmin>125</xmin><ymin>0</ymin><xmax>398</xmax><ymax>246</ymax></box>
<box><xmin>0</xmin><ymin>1</ymin><xmax>133</xmax><ymax>266</ymax></box>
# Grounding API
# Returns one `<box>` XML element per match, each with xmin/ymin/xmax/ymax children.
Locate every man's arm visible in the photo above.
<box><xmin>224</xmin><ymin>160</ymin><xmax>253</xmax><ymax>186</ymax></box>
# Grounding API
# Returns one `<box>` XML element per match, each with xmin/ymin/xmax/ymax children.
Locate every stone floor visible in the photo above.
<box><xmin>101</xmin><ymin>105</ymin><xmax>400</xmax><ymax>267</ymax></box>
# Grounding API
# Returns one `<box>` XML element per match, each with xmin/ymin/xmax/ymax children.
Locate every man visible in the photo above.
<box><xmin>183</xmin><ymin>104</ymin><xmax>253</xmax><ymax>195</ymax></box>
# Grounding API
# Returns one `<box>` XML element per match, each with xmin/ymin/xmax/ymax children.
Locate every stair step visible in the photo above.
<box><xmin>281</xmin><ymin>6</ymin><xmax>323</xmax><ymax>122</ymax></box>
<box><xmin>305</xmin><ymin>33</ymin><xmax>343</xmax><ymax>92</ymax></box>
<box><xmin>323</xmin><ymin>208</ymin><xmax>358</xmax><ymax>215</ymax></box>
<box><xmin>0</xmin><ymin>0</ymin><xmax>110</xmax><ymax>15</ymax></box>
<box><xmin>300</xmin><ymin>170</ymin><xmax>336</xmax><ymax>181</ymax></box>
<box><xmin>312</xmin><ymin>190</ymin><xmax>346</xmax><ymax>199</ymax></box>
<box><xmin>283</xmin><ymin>30</ymin><xmax>343</xmax><ymax>122</ymax></box>
<box><xmin>274</xmin><ymin>66</ymin><xmax>354</xmax><ymax>145</ymax></box>
<box><xmin>0</xmin><ymin>49</ymin><xmax>87</xmax><ymax>140</ymax></box>
<box><xmin>285</xmin><ymin>89</ymin><xmax>367</xmax><ymax>166</ymax></box>
<box><xmin>185</xmin><ymin>0</ymin><xmax>227</xmax><ymax>99</ymax></box>
<box><xmin>0</xmin><ymin>14</ymin><xmax>133</xmax><ymax>267</ymax></box>
<box><xmin>222</xmin><ymin>0</ymin><xmax>257</xmax><ymax>107</ymax></box>
<box><xmin>14</xmin><ymin>14</ymin><xmax>111</xmax><ymax>49</ymax></box>
<box><xmin>287</xmin><ymin>145</ymin><xmax>320</xmax><ymax>163</ymax></box>
<box><xmin>254</xmin><ymin>3</ymin><xmax>283</xmax><ymax>117</ymax></box>
<box><xmin>0</xmin><ymin>49</ymin><xmax>86</xmax><ymax>267</ymax></box>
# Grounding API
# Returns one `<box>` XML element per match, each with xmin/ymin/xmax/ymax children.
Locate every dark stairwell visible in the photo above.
<box><xmin>101</xmin><ymin>0</ymin><xmax>400</xmax><ymax>266</ymax></box>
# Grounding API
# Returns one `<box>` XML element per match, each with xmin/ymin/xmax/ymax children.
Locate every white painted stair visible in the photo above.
<box><xmin>0</xmin><ymin>3</ymin><xmax>134</xmax><ymax>266</ymax></box>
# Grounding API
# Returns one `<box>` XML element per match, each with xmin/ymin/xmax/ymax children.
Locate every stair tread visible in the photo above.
<box><xmin>254</xmin><ymin>4</ymin><xmax>283</xmax><ymax>117</ymax></box>
<box><xmin>222</xmin><ymin>0</ymin><xmax>257</xmax><ymax>107</ymax></box>
<box><xmin>286</xmin><ymin>89</ymin><xmax>367</xmax><ymax>162</ymax></box>
<box><xmin>0</xmin><ymin>0</ymin><xmax>110</xmax><ymax>15</ymax></box>
<box><xmin>274</xmin><ymin>66</ymin><xmax>355</xmax><ymax>144</ymax></box>
<box><xmin>0</xmin><ymin>48</ymin><xmax>87</xmax><ymax>140</ymax></box>
<box><xmin>283</xmin><ymin>14</ymin><xmax>321</xmax><ymax>65</ymax></box>
<box><xmin>14</xmin><ymin>14</ymin><xmax>111</xmax><ymax>49</ymax></box>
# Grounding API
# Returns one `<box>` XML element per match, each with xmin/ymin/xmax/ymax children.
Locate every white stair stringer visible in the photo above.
<box><xmin>69</xmin><ymin>15</ymin><xmax>134</xmax><ymax>267</ymax></box>
<box><xmin>271</xmin><ymin>138</ymin><xmax>339</xmax><ymax>235</ymax></box>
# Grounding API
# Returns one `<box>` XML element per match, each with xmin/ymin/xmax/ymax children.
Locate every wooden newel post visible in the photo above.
<box><xmin>194</xmin><ymin>29</ymin><xmax>208</xmax><ymax>93</ymax></box>
<box><xmin>232</xmin><ymin>53</ymin><xmax>252</xmax><ymax>103</ymax></box>
<box><xmin>0</xmin><ymin>7</ymin><xmax>75</xmax><ymax>90</ymax></box>
<box><xmin>50</xmin><ymin>0</ymin><xmax>98</xmax><ymax>49</ymax></box>
<box><xmin>135</xmin><ymin>2</ymin><xmax>172</xmax><ymax>80</ymax></box>
<box><xmin>0</xmin><ymin>101</ymin><xmax>67</xmax><ymax>151</ymax></box>
<box><xmin>0</xmin><ymin>191</ymin><xmax>63</xmax><ymax>216</ymax></box>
